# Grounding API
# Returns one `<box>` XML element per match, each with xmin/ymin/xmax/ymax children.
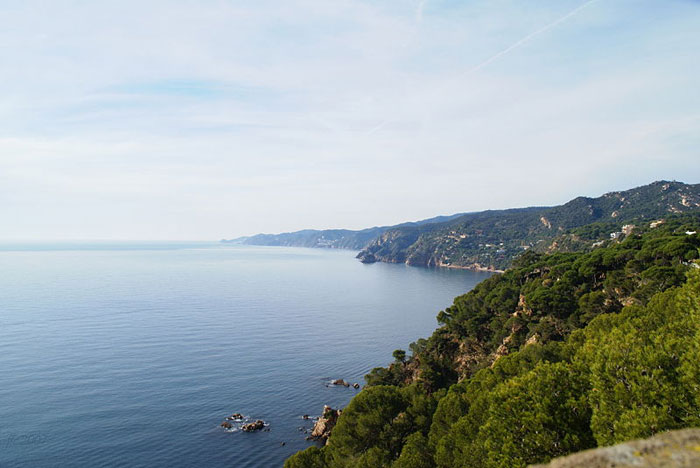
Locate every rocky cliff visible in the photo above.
<box><xmin>529</xmin><ymin>429</ymin><xmax>700</xmax><ymax>468</ymax></box>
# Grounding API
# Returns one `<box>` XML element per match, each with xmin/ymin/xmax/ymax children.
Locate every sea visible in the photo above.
<box><xmin>0</xmin><ymin>242</ymin><xmax>492</xmax><ymax>467</ymax></box>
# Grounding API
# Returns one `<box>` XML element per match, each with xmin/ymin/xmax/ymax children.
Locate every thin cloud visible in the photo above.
<box><xmin>1</xmin><ymin>0</ymin><xmax>698</xmax><ymax>240</ymax></box>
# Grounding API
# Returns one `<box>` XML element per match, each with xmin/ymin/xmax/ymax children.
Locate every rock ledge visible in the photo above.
<box><xmin>529</xmin><ymin>429</ymin><xmax>700</xmax><ymax>468</ymax></box>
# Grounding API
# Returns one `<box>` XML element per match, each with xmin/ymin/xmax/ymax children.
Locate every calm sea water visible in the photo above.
<box><xmin>0</xmin><ymin>243</ymin><xmax>491</xmax><ymax>467</ymax></box>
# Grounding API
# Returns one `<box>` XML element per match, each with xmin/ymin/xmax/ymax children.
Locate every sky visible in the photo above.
<box><xmin>1</xmin><ymin>0</ymin><xmax>699</xmax><ymax>240</ymax></box>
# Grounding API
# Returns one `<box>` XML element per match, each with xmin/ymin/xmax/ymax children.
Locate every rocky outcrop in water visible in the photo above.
<box><xmin>220</xmin><ymin>413</ymin><xmax>267</xmax><ymax>432</ymax></box>
<box><xmin>356</xmin><ymin>252</ymin><xmax>377</xmax><ymax>263</ymax></box>
<box><xmin>309</xmin><ymin>405</ymin><xmax>341</xmax><ymax>444</ymax></box>
<box><xmin>529</xmin><ymin>429</ymin><xmax>700</xmax><ymax>468</ymax></box>
<box><xmin>241</xmin><ymin>420</ymin><xmax>266</xmax><ymax>432</ymax></box>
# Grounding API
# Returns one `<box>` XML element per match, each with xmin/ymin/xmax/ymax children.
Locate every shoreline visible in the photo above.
<box><xmin>439</xmin><ymin>263</ymin><xmax>505</xmax><ymax>273</ymax></box>
<box><xmin>232</xmin><ymin>242</ymin><xmax>507</xmax><ymax>273</ymax></box>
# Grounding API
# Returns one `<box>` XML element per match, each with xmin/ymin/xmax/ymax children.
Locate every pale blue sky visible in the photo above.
<box><xmin>1</xmin><ymin>0</ymin><xmax>699</xmax><ymax>240</ymax></box>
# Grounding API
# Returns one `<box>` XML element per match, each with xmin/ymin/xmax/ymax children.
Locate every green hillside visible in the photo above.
<box><xmin>357</xmin><ymin>181</ymin><xmax>700</xmax><ymax>270</ymax></box>
<box><xmin>286</xmin><ymin>214</ymin><xmax>700</xmax><ymax>468</ymax></box>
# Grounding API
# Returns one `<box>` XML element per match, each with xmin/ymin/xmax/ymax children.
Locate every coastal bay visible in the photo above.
<box><xmin>0</xmin><ymin>243</ymin><xmax>490</xmax><ymax>467</ymax></box>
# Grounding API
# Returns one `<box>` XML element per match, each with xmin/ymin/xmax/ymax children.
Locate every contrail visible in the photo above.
<box><xmin>366</xmin><ymin>120</ymin><xmax>390</xmax><ymax>136</ymax></box>
<box><xmin>366</xmin><ymin>0</ymin><xmax>602</xmax><ymax>136</ymax></box>
<box><xmin>464</xmin><ymin>0</ymin><xmax>603</xmax><ymax>76</ymax></box>
<box><xmin>416</xmin><ymin>0</ymin><xmax>428</xmax><ymax>23</ymax></box>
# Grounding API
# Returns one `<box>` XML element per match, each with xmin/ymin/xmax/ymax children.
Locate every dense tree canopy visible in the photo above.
<box><xmin>286</xmin><ymin>219</ymin><xmax>700</xmax><ymax>468</ymax></box>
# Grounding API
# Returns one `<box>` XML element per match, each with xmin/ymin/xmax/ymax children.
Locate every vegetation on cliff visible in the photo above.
<box><xmin>357</xmin><ymin>181</ymin><xmax>700</xmax><ymax>270</ymax></box>
<box><xmin>285</xmin><ymin>215</ymin><xmax>700</xmax><ymax>468</ymax></box>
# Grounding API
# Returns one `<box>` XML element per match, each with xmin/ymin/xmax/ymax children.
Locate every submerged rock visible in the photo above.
<box><xmin>332</xmin><ymin>379</ymin><xmax>350</xmax><ymax>387</ymax></box>
<box><xmin>220</xmin><ymin>421</ymin><xmax>233</xmax><ymax>429</ymax></box>
<box><xmin>310</xmin><ymin>405</ymin><xmax>341</xmax><ymax>444</ymax></box>
<box><xmin>225</xmin><ymin>413</ymin><xmax>244</xmax><ymax>421</ymax></box>
<box><xmin>529</xmin><ymin>429</ymin><xmax>700</xmax><ymax>468</ymax></box>
<box><xmin>353</xmin><ymin>383</ymin><xmax>360</xmax><ymax>389</ymax></box>
<box><xmin>241</xmin><ymin>420</ymin><xmax>266</xmax><ymax>432</ymax></box>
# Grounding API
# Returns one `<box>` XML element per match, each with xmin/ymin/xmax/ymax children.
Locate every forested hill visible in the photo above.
<box><xmin>356</xmin><ymin>180</ymin><xmax>700</xmax><ymax>270</ymax></box>
<box><xmin>286</xmin><ymin>214</ymin><xmax>700</xmax><ymax>468</ymax></box>
<box><xmin>222</xmin><ymin>213</ymin><xmax>467</xmax><ymax>249</ymax></box>
<box><xmin>225</xmin><ymin>181</ymin><xmax>700</xmax><ymax>271</ymax></box>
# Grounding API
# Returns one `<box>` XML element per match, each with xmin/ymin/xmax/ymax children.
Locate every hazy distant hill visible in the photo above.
<box><xmin>223</xmin><ymin>213</ymin><xmax>468</xmax><ymax>250</ymax></box>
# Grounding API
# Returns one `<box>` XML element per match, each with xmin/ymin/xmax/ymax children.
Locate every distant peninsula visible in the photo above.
<box><xmin>222</xmin><ymin>213</ymin><xmax>467</xmax><ymax>250</ymax></box>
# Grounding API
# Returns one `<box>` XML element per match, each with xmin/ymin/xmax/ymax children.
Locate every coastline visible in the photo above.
<box><xmin>439</xmin><ymin>263</ymin><xmax>505</xmax><ymax>273</ymax></box>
